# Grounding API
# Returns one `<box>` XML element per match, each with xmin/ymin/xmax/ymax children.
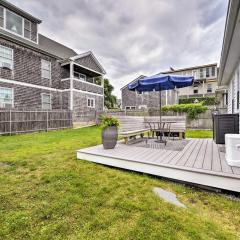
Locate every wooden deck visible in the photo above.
<box><xmin>77</xmin><ymin>139</ymin><xmax>240</xmax><ymax>192</ymax></box>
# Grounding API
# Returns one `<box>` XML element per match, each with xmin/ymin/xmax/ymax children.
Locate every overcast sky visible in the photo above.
<box><xmin>12</xmin><ymin>0</ymin><xmax>228</xmax><ymax>97</ymax></box>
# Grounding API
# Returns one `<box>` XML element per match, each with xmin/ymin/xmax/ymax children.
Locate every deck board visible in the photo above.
<box><xmin>202</xmin><ymin>139</ymin><xmax>213</xmax><ymax>170</ymax></box>
<box><xmin>212</xmin><ymin>141</ymin><xmax>222</xmax><ymax>172</ymax></box>
<box><xmin>77</xmin><ymin>138</ymin><xmax>240</xmax><ymax>192</ymax></box>
<box><xmin>193</xmin><ymin>139</ymin><xmax>208</xmax><ymax>169</ymax></box>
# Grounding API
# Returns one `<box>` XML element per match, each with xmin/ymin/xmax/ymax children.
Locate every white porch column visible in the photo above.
<box><xmin>70</xmin><ymin>61</ymin><xmax>74</xmax><ymax>111</ymax></box>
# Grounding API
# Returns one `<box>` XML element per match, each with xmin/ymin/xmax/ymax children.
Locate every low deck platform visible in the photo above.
<box><xmin>77</xmin><ymin>139</ymin><xmax>240</xmax><ymax>192</ymax></box>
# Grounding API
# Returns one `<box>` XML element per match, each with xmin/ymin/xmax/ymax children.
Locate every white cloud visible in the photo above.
<box><xmin>11</xmin><ymin>0</ymin><xmax>228</xmax><ymax>97</ymax></box>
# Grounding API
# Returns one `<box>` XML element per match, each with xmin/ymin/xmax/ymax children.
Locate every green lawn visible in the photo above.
<box><xmin>0</xmin><ymin>127</ymin><xmax>239</xmax><ymax>240</ymax></box>
<box><xmin>186</xmin><ymin>129</ymin><xmax>213</xmax><ymax>138</ymax></box>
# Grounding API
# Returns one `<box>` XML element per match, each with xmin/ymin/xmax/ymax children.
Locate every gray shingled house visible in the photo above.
<box><xmin>121</xmin><ymin>75</ymin><xmax>178</xmax><ymax>110</ymax></box>
<box><xmin>0</xmin><ymin>0</ymin><xmax>106</xmax><ymax>121</ymax></box>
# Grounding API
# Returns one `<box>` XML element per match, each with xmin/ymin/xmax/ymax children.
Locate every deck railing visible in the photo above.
<box><xmin>0</xmin><ymin>109</ymin><xmax>73</xmax><ymax>135</ymax></box>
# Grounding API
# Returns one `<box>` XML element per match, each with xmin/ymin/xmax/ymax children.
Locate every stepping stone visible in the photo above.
<box><xmin>153</xmin><ymin>187</ymin><xmax>186</xmax><ymax>208</ymax></box>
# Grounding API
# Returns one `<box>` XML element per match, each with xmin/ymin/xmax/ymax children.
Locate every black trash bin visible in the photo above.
<box><xmin>212</xmin><ymin>113</ymin><xmax>239</xmax><ymax>144</ymax></box>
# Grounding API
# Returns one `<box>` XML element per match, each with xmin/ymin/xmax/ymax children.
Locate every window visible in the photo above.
<box><xmin>41</xmin><ymin>59</ymin><xmax>51</xmax><ymax>79</ymax></box>
<box><xmin>193</xmin><ymin>85</ymin><xmax>198</xmax><ymax>94</ymax></box>
<box><xmin>6</xmin><ymin>10</ymin><xmax>23</xmax><ymax>35</ymax></box>
<box><xmin>125</xmin><ymin>106</ymin><xmax>136</xmax><ymax>110</ymax></box>
<box><xmin>211</xmin><ymin>66</ymin><xmax>216</xmax><ymax>77</ymax></box>
<box><xmin>207</xmin><ymin>84</ymin><xmax>212</xmax><ymax>93</ymax></box>
<box><xmin>74</xmin><ymin>71</ymin><xmax>86</xmax><ymax>81</ymax></box>
<box><xmin>199</xmin><ymin>68</ymin><xmax>204</xmax><ymax>78</ymax></box>
<box><xmin>41</xmin><ymin>94</ymin><xmax>51</xmax><ymax>110</ymax></box>
<box><xmin>87</xmin><ymin>98</ymin><xmax>95</xmax><ymax>108</ymax></box>
<box><xmin>0</xmin><ymin>45</ymin><xmax>13</xmax><ymax>69</ymax></box>
<box><xmin>206</xmin><ymin>67</ymin><xmax>210</xmax><ymax>78</ymax></box>
<box><xmin>24</xmin><ymin>19</ymin><xmax>31</xmax><ymax>39</ymax></box>
<box><xmin>0</xmin><ymin>87</ymin><xmax>13</xmax><ymax>108</ymax></box>
<box><xmin>0</xmin><ymin>7</ymin><xmax>4</xmax><ymax>27</ymax></box>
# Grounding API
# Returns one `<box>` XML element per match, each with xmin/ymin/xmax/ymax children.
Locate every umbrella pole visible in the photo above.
<box><xmin>159</xmin><ymin>90</ymin><xmax>162</xmax><ymax>126</ymax></box>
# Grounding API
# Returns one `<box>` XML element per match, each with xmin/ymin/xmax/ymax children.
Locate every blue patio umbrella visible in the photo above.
<box><xmin>128</xmin><ymin>74</ymin><xmax>194</xmax><ymax>142</ymax></box>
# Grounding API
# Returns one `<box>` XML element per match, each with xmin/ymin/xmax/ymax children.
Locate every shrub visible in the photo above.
<box><xmin>100</xmin><ymin>115</ymin><xmax>120</xmax><ymax>129</ymax></box>
<box><xmin>179</xmin><ymin>97</ymin><xmax>218</xmax><ymax>106</ymax></box>
<box><xmin>161</xmin><ymin>103</ymin><xmax>208</xmax><ymax>120</ymax></box>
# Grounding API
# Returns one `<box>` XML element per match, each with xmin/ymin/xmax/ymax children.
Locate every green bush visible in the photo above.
<box><xmin>161</xmin><ymin>103</ymin><xmax>208</xmax><ymax>120</ymax></box>
<box><xmin>179</xmin><ymin>97</ymin><xmax>218</xmax><ymax>106</ymax></box>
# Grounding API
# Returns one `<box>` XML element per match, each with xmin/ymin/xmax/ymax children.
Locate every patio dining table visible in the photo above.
<box><xmin>144</xmin><ymin>121</ymin><xmax>177</xmax><ymax>144</ymax></box>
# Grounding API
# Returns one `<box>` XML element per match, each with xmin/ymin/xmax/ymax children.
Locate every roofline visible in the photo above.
<box><xmin>218</xmin><ymin>0</ymin><xmax>240</xmax><ymax>85</ymax></box>
<box><xmin>0</xmin><ymin>0</ymin><xmax>42</xmax><ymax>23</ymax></box>
<box><xmin>120</xmin><ymin>75</ymin><xmax>146</xmax><ymax>90</ymax></box>
<box><xmin>0</xmin><ymin>31</ymin><xmax>62</xmax><ymax>60</ymax></box>
<box><xmin>70</xmin><ymin>51</ymin><xmax>106</xmax><ymax>74</ymax></box>
<box><xmin>161</xmin><ymin>63</ymin><xmax>218</xmax><ymax>74</ymax></box>
<box><xmin>39</xmin><ymin>33</ymin><xmax>77</xmax><ymax>56</ymax></box>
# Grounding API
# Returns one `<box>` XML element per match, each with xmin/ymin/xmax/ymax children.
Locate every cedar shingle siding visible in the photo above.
<box><xmin>74</xmin><ymin>55</ymin><xmax>103</xmax><ymax>73</ymax></box>
<box><xmin>121</xmin><ymin>86</ymin><xmax>177</xmax><ymax>110</ymax></box>
<box><xmin>0</xmin><ymin>2</ymin><xmax>105</xmax><ymax>121</ymax></box>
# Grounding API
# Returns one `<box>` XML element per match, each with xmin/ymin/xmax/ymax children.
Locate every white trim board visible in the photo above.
<box><xmin>0</xmin><ymin>78</ymin><xmax>104</xmax><ymax>97</ymax></box>
<box><xmin>77</xmin><ymin>150</ymin><xmax>240</xmax><ymax>192</ymax></box>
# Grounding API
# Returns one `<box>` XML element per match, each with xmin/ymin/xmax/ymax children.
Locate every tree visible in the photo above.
<box><xmin>95</xmin><ymin>77</ymin><xmax>117</xmax><ymax>109</ymax></box>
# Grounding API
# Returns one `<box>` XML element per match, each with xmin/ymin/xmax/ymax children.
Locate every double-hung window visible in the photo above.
<box><xmin>0</xmin><ymin>87</ymin><xmax>13</xmax><ymax>108</ymax></box>
<box><xmin>207</xmin><ymin>84</ymin><xmax>212</xmax><ymax>93</ymax></box>
<box><xmin>0</xmin><ymin>45</ymin><xmax>13</xmax><ymax>69</ymax></box>
<box><xmin>211</xmin><ymin>66</ymin><xmax>216</xmax><ymax>77</ymax></box>
<box><xmin>206</xmin><ymin>67</ymin><xmax>210</xmax><ymax>78</ymax></box>
<box><xmin>41</xmin><ymin>94</ymin><xmax>51</xmax><ymax>110</ymax></box>
<box><xmin>24</xmin><ymin>19</ymin><xmax>31</xmax><ymax>39</ymax></box>
<box><xmin>87</xmin><ymin>98</ymin><xmax>95</xmax><ymax>108</ymax></box>
<box><xmin>199</xmin><ymin>68</ymin><xmax>204</xmax><ymax>78</ymax></box>
<box><xmin>41</xmin><ymin>59</ymin><xmax>51</xmax><ymax>80</ymax></box>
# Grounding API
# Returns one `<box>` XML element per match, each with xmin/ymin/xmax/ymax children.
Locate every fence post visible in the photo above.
<box><xmin>9</xmin><ymin>109</ymin><xmax>12</xmax><ymax>136</ymax></box>
<box><xmin>46</xmin><ymin>111</ymin><xmax>48</xmax><ymax>132</ymax></box>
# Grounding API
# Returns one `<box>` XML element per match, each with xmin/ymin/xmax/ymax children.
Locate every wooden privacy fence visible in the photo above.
<box><xmin>0</xmin><ymin>110</ymin><xmax>73</xmax><ymax>135</ymax></box>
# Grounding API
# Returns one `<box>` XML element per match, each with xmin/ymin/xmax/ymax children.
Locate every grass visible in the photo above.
<box><xmin>186</xmin><ymin>129</ymin><xmax>213</xmax><ymax>138</ymax></box>
<box><xmin>0</xmin><ymin>127</ymin><xmax>239</xmax><ymax>240</ymax></box>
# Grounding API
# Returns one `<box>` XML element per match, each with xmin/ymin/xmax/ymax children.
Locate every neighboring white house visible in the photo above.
<box><xmin>218</xmin><ymin>0</ymin><xmax>240</xmax><ymax>131</ymax></box>
<box><xmin>161</xmin><ymin>63</ymin><xmax>218</xmax><ymax>99</ymax></box>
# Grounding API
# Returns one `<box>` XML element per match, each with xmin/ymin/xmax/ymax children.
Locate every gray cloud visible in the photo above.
<box><xmin>12</xmin><ymin>0</ymin><xmax>228</xmax><ymax>97</ymax></box>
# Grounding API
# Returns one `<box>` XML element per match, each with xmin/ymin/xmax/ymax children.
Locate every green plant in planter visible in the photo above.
<box><xmin>100</xmin><ymin>115</ymin><xmax>120</xmax><ymax>129</ymax></box>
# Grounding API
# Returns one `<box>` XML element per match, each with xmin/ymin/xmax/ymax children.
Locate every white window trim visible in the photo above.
<box><xmin>0</xmin><ymin>44</ymin><xmax>14</xmax><ymax>70</ymax></box>
<box><xmin>0</xmin><ymin>86</ymin><xmax>14</xmax><ymax>108</ymax></box>
<box><xmin>87</xmin><ymin>97</ymin><xmax>95</xmax><ymax>108</ymax></box>
<box><xmin>41</xmin><ymin>93</ymin><xmax>52</xmax><ymax>110</ymax></box>
<box><xmin>41</xmin><ymin>59</ymin><xmax>52</xmax><ymax>81</ymax></box>
<box><xmin>0</xmin><ymin>7</ymin><xmax>36</xmax><ymax>43</ymax></box>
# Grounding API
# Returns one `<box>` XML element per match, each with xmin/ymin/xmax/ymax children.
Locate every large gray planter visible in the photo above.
<box><xmin>102</xmin><ymin>126</ymin><xmax>118</xmax><ymax>149</ymax></box>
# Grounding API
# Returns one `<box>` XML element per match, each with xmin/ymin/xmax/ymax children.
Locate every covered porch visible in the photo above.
<box><xmin>61</xmin><ymin>60</ymin><xmax>104</xmax><ymax>86</ymax></box>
